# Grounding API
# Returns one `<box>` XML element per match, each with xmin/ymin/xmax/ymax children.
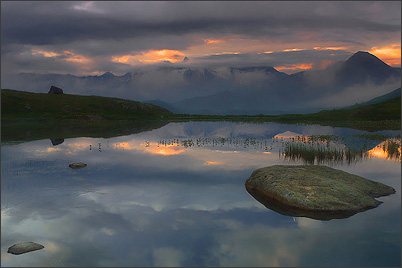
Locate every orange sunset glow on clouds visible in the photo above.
<box><xmin>112</xmin><ymin>49</ymin><xmax>186</xmax><ymax>65</ymax></box>
<box><xmin>30</xmin><ymin>43</ymin><xmax>401</xmax><ymax>75</ymax></box>
<box><xmin>275</xmin><ymin>63</ymin><xmax>314</xmax><ymax>72</ymax></box>
<box><xmin>1</xmin><ymin>1</ymin><xmax>396</xmax><ymax>77</ymax></box>
<box><xmin>1</xmin><ymin>0</ymin><xmax>400</xmax><ymax>108</ymax></box>
<box><xmin>369</xmin><ymin>44</ymin><xmax>401</xmax><ymax>66</ymax></box>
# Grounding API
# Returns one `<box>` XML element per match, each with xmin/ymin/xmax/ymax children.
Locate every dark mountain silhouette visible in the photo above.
<box><xmin>230</xmin><ymin>66</ymin><xmax>287</xmax><ymax>76</ymax></box>
<box><xmin>333</xmin><ymin>51</ymin><xmax>400</xmax><ymax>86</ymax></box>
<box><xmin>100</xmin><ymin>72</ymin><xmax>115</xmax><ymax>79</ymax></box>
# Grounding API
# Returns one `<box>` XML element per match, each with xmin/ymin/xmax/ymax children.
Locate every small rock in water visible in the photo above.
<box><xmin>7</xmin><ymin>242</ymin><xmax>44</xmax><ymax>255</ymax></box>
<box><xmin>69</xmin><ymin>162</ymin><xmax>87</xmax><ymax>169</ymax></box>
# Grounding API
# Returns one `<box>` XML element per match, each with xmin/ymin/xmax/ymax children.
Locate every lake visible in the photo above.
<box><xmin>1</xmin><ymin>121</ymin><xmax>401</xmax><ymax>267</ymax></box>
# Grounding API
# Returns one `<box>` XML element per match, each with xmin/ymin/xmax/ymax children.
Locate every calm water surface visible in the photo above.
<box><xmin>1</xmin><ymin>122</ymin><xmax>401</xmax><ymax>267</ymax></box>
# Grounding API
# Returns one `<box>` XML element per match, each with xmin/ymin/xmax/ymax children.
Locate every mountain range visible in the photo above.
<box><xmin>2</xmin><ymin>51</ymin><xmax>400</xmax><ymax>115</ymax></box>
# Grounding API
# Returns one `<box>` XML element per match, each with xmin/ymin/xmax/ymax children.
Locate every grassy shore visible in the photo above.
<box><xmin>2</xmin><ymin>89</ymin><xmax>400</xmax><ymax>143</ymax></box>
<box><xmin>1</xmin><ymin>89</ymin><xmax>172</xmax><ymax>120</ymax></box>
<box><xmin>165</xmin><ymin>96</ymin><xmax>401</xmax><ymax>131</ymax></box>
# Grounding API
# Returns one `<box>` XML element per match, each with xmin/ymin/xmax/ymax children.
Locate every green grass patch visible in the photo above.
<box><xmin>2</xmin><ymin>89</ymin><xmax>172</xmax><ymax>120</ymax></box>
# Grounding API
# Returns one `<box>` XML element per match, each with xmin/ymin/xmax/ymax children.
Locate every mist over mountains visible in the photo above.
<box><xmin>2</xmin><ymin>51</ymin><xmax>400</xmax><ymax>115</ymax></box>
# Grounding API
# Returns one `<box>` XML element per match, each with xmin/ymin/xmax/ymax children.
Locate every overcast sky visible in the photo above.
<box><xmin>1</xmin><ymin>1</ymin><xmax>401</xmax><ymax>76</ymax></box>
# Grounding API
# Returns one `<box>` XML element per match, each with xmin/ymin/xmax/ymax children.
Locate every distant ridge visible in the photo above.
<box><xmin>345</xmin><ymin>87</ymin><xmax>401</xmax><ymax>108</ymax></box>
<box><xmin>172</xmin><ymin>51</ymin><xmax>401</xmax><ymax>114</ymax></box>
<box><xmin>144</xmin><ymin>100</ymin><xmax>179</xmax><ymax>113</ymax></box>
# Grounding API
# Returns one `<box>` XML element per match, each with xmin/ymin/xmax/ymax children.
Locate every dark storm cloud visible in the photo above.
<box><xmin>194</xmin><ymin>49</ymin><xmax>353</xmax><ymax>68</ymax></box>
<box><xmin>2</xmin><ymin>1</ymin><xmax>400</xmax><ymax>48</ymax></box>
<box><xmin>1</xmin><ymin>1</ymin><xmax>400</xmax><ymax>77</ymax></box>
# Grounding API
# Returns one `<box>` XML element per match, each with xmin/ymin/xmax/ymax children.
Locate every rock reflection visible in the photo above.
<box><xmin>245</xmin><ymin>186</ymin><xmax>358</xmax><ymax>220</ymax></box>
<box><xmin>50</xmin><ymin>138</ymin><xmax>64</xmax><ymax>146</ymax></box>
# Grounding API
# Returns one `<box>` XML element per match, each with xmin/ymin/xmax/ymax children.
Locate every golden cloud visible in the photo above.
<box><xmin>313</xmin><ymin>46</ymin><xmax>348</xmax><ymax>51</ymax></box>
<box><xmin>31</xmin><ymin>49</ymin><xmax>92</xmax><ymax>65</ymax></box>
<box><xmin>369</xmin><ymin>44</ymin><xmax>401</xmax><ymax>67</ymax></box>
<box><xmin>282</xmin><ymin>48</ymin><xmax>304</xmax><ymax>52</ymax></box>
<box><xmin>204</xmin><ymin>160</ymin><xmax>224</xmax><ymax>165</ymax></box>
<box><xmin>31</xmin><ymin>49</ymin><xmax>61</xmax><ymax>57</ymax></box>
<box><xmin>275</xmin><ymin>63</ymin><xmax>313</xmax><ymax>73</ymax></box>
<box><xmin>205</xmin><ymin>39</ymin><xmax>226</xmax><ymax>44</ymax></box>
<box><xmin>111</xmin><ymin>49</ymin><xmax>186</xmax><ymax>65</ymax></box>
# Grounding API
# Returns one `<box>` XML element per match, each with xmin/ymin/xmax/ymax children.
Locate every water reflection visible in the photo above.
<box><xmin>246</xmin><ymin>186</ymin><xmax>360</xmax><ymax>221</ymax></box>
<box><xmin>367</xmin><ymin>139</ymin><xmax>401</xmax><ymax>161</ymax></box>
<box><xmin>50</xmin><ymin>139</ymin><xmax>64</xmax><ymax>146</ymax></box>
<box><xmin>277</xmin><ymin>134</ymin><xmax>401</xmax><ymax>165</ymax></box>
<box><xmin>1</xmin><ymin>122</ymin><xmax>400</xmax><ymax>267</ymax></box>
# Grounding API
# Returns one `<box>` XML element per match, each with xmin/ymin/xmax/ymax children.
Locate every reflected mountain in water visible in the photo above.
<box><xmin>2</xmin><ymin>119</ymin><xmax>169</xmax><ymax>144</ymax></box>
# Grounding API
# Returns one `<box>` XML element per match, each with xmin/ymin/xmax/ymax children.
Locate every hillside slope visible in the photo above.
<box><xmin>1</xmin><ymin>89</ymin><xmax>172</xmax><ymax>120</ymax></box>
<box><xmin>288</xmin><ymin>96</ymin><xmax>401</xmax><ymax>121</ymax></box>
<box><xmin>345</xmin><ymin>87</ymin><xmax>401</xmax><ymax>108</ymax></box>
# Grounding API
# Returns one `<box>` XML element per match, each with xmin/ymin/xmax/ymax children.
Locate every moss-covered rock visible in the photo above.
<box><xmin>245</xmin><ymin>165</ymin><xmax>395</xmax><ymax>220</ymax></box>
<box><xmin>7</xmin><ymin>242</ymin><xmax>44</xmax><ymax>255</ymax></box>
<box><xmin>69</xmin><ymin>162</ymin><xmax>87</xmax><ymax>169</ymax></box>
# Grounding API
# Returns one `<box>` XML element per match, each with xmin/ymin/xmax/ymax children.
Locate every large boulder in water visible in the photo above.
<box><xmin>48</xmin><ymin>86</ymin><xmax>63</xmax><ymax>94</ymax></box>
<box><xmin>245</xmin><ymin>165</ymin><xmax>395</xmax><ymax>220</ymax></box>
<box><xmin>7</xmin><ymin>242</ymin><xmax>44</xmax><ymax>255</ymax></box>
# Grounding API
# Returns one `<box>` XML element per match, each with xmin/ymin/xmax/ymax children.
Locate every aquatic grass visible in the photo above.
<box><xmin>155</xmin><ymin>136</ymin><xmax>276</xmax><ymax>151</ymax></box>
<box><xmin>282</xmin><ymin>140</ymin><xmax>368</xmax><ymax>165</ymax></box>
<box><xmin>152</xmin><ymin>134</ymin><xmax>400</xmax><ymax>165</ymax></box>
<box><xmin>384</xmin><ymin>140</ymin><xmax>401</xmax><ymax>160</ymax></box>
<box><xmin>308</xmin><ymin>135</ymin><xmax>340</xmax><ymax>143</ymax></box>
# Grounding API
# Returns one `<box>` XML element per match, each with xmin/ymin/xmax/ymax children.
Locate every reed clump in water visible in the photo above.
<box><xmin>281</xmin><ymin>136</ymin><xmax>368</xmax><ymax>165</ymax></box>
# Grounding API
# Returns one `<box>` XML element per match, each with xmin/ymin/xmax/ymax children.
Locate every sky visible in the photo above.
<box><xmin>1</xmin><ymin>1</ymin><xmax>401</xmax><ymax>77</ymax></box>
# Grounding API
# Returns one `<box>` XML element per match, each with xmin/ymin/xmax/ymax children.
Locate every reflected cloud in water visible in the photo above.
<box><xmin>366</xmin><ymin>139</ymin><xmax>401</xmax><ymax>162</ymax></box>
<box><xmin>1</xmin><ymin>122</ymin><xmax>400</xmax><ymax>267</ymax></box>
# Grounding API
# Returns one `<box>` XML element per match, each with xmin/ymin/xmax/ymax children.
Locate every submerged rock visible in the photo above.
<box><xmin>69</xmin><ymin>162</ymin><xmax>87</xmax><ymax>169</ymax></box>
<box><xmin>48</xmin><ymin>85</ymin><xmax>63</xmax><ymax>94</ymax></box>
<box><xmin>7</xmin><ymin>242</ymin><xmax>44</xmax><ymax>255</ymax></box>
<box><xmin>245</xmin><ymin>165</ymin><xmax>395</xmax><ymax>220</ymax></box>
